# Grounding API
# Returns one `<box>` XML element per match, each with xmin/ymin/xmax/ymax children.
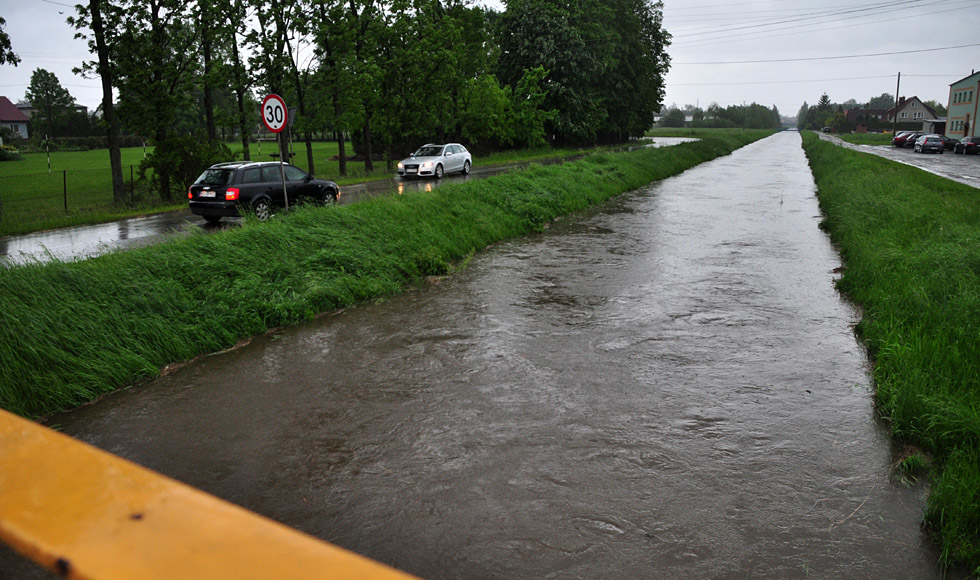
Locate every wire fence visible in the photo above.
<box><xmin>0</xmin><ymin>166</ymin><xmax>176</xmax><ymax>237</ymax></box>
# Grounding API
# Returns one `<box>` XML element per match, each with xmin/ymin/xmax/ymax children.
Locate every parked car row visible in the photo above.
<box><xmin>891</xmin><ymin>131</ymin><xmax>980</xmax><ymax>155</ymax></box>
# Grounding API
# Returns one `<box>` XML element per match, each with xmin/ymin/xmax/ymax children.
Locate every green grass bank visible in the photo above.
<box><xmin>0</xmin><ymin>130</ymin><xmax>770</xmax><ymax>421</ymax></box>
<box><xmin>836</xmin><ymin>133</ymin><xmax>893</xmax><ymax>146</ymax></box>
<box><xmin>801</xmin><ymin>132</ymin><xmax>980</xmax><ymax>573</ymax></box>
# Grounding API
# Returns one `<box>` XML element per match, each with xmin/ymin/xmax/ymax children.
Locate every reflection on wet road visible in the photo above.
<box><xmin>1</xmin><ymin>139</ymin><xmax>697</xmax><ymax>267</ymax></box>
<box><xmin>23</xmin><ymin>132</ymin><xmax>954</xmax><ymax>578</ymax></box>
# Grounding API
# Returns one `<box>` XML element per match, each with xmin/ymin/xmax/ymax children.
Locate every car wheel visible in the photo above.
<box><xmin>435</xmin><ymin>164</ymin><xmax>444</xmax><ymax>179</ymax></box>
<box><xmin>253</xmin><ymin>198</ymin><xmax>273</xmax><ymax>221</ymax></box>
<box><xmin>463</xmin><ymin>160</ymin><xmax>471</xmax><ymax>175</ymax></box>
<box><xmin>321</xmin><ymin>189</ymin><xmax>337</xmax><ymax>205</ymax></box>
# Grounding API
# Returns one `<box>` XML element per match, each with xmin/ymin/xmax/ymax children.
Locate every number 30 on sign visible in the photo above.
<box><xmin>261</xmin><ymin>94</ymin><xmax>288</xmax><ymax>133</ymax></box>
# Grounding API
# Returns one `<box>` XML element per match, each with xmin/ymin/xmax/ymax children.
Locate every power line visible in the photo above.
<box><xmin>669</xmin><ymin>73</ymin><xmax>965</xmax><ymax>86</ymax></box>
<box><xmin>671</xmin><ymin>1</ymin><xmax>977</xmax><ymax>49</ymax></box>
<box><xmin>37</xmin><ymin>0</ymin><xmax>75</xmax><ymax>8</ymax></box>
<box><xmin>675</xmin><ymin>43</ymin><xmax>980</xmax><ymax>64</ymax></box>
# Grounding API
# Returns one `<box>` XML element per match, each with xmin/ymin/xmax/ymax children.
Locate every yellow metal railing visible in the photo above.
<box><xmin>0</xmin><ymin>409</ymin><xmax>419</xmax><ymax>579</ymax></box>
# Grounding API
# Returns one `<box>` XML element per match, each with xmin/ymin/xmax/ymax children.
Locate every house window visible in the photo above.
<box><xmin>911</xmin><ymin>101</ymin><xmax>917</xmax><ymax>107</ymax></box>
<box><xmin>915</xmin><ymin>112</ymin><xmax>923</xmax><ymax>119</ymax></box>
<box><xmin>901</xmin><ymin>112</ymin><xmax>908</xmax><ymax>119</ymax></box>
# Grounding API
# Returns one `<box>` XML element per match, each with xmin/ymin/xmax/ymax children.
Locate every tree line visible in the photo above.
<box><xmin>796</xmin><ymin>92</ymin><xmax>948</xmax><ymax>132</ymax></box>
<box><xmin>51</xmin><ymin>0</ymin><xmax>670</xmax><ymax>204</ymax></box>
<box><xmin>657</xmin><ymin>102</ymin><xmax>782</xmax><ymax>130</ymax></box>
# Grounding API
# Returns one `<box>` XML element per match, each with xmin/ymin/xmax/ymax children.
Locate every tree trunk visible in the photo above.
<box><xmin>89</xmin><ymin>0</ymin><xmax>125</xmax><ymax>205</ymax></box>
<box><xmin>336</xmin><ymin>130</ymin><xmax>346</xmax><ymax>176</ymax></box>
<box><xmin>201</xmin><ymin>14</ymin><xmax>216</xmax><ymax>142</ymax></box>
<box><xmin>363</xmin><ymin>113</ymin><xmax>374</xmax><ymax>173</ymax></box>
<box><xmin>229</xmin><ymin>28</ymin><xmax>250</xmax><ymax>160</ymax></box>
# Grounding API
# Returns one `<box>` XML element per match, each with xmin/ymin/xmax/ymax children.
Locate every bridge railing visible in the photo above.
<box><xmin>0</xmin><ymin>409</ymin><xmax>419</xmax><ymax>580</ymax></box>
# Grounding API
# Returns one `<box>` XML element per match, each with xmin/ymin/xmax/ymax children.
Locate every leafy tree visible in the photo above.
<box><xmin>112</xmin><ymin>0</ymin><xmax>200</xmax><ymax>200</ymax></box>
<box><xmin>0</xmin><ymin>17</ymin><xmax>19</xmax><ymax>66</ymax></box>
<box><xmin>830</xmin><ymin>105</ymin><xmax>847</xmax><ymax>133</ymax></box>
<box><xmin>25</xmin><ymin>69</ymin><xmax>76</xmax><ymax>139</ymax></box>
<box><xmin>796</xmin><ymin>102</ymin><xmax>808</xmax><ymax>128</ymax></box>
<box><xmin>498</xmin><ymin>0</ymin><xmax>669</xmax><ymax>145</ymax></box>
<box><xmin>923</xmin><ymin>99</ymin><xmax>947</xmax><ymax>117</ymax></box>
<box><xmin>659</xmin><ymin>108</ymin><xmax>685</xmax><ymax>127</ymax></box>
<box><xmin>509</xmin><ymin>66</ymin><xmax>556</xmax><ymax>148</ymax></box>
<box><xmin>867</xmin><ymin>93</ymin><xmax>894</xmax><ymax>109</ymax></box>
<box><xmin>69</xmin><ymin>0</ymin><xmax>126</xmax><ymax>205</ymax></box>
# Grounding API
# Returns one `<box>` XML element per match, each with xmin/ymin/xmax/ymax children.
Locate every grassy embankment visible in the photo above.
<box><xmin>0</xmin><ymin>130</ymin><xmax>770</xmax><ymax>420</ymax></box>
<box><xmin>801</xmin><ymin>132</ymin><xmax>980</xmax><ymax>574</ymax></box>
<box><xmin>0</xmin><ymin>141</ymin><xmax>645</xmax><ymax>237</ymax></box>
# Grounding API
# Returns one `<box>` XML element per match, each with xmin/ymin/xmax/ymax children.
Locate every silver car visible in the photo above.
<box><xmin>397</xmin><ymin>143</ymin><xmax>472</xmax><ymax>179</ymax></box>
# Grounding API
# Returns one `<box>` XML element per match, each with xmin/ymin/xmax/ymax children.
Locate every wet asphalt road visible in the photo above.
<box><xmin>3</xmin><ymin>132</ymin><xmax>959</xmax><ymax>579</ymax></box>
<box><xmin>817</xmin><ymin>132</ymin><xmax>980</xmax><ymax>188</ymax></box>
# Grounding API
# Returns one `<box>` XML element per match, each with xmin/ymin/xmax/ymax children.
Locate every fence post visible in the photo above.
<box><xmin>63</xmin><ymin>170</ymin><xmax>68</xmax><ymax>215</ymax></box>
<box><xmin>130</xmin><ymin>165</ymin><xmax>135</xmax><ymax>206</ymax></box>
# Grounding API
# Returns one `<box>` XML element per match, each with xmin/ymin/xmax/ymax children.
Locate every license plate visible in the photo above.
<box><xmin>407</xmin><ymin>168</ymin><xmax>417</xmax><ymax>174</ymax></box>
<box><xmin>199</xmin><ymin>191</ymin><xmax>215</xmax><ymax>198</ymax></box>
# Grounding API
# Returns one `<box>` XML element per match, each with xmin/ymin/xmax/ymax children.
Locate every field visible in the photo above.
<box><xmin>802</xmin><ymin>132</ymin><xmax>980</xmax><ymax>573</ymax></box>
<box><xmin>0</xmin><ymin>140</ymin><xmax>633</xmax><ymax>237</ymax></box>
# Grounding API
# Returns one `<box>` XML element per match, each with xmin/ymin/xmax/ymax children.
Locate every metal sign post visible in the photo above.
<box><xmin>261</xmin><ymin>94</ymin><xmax>290</xmax><ymax>212</ymax></box>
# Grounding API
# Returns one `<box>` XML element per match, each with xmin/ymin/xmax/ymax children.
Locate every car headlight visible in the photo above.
<box><xmin>398</xmin><ymin>162</ymin><xmax>404</xmax><ymax>169</ymax></box>
<box><xmin>422</xmin><ymin>161</ymin><xmax>433</xmax><ymax>168</ymax></box>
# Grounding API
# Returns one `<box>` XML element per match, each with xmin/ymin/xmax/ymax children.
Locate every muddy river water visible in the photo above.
<box><xmin>6</xmin><ymin>132</ymin><xmax>952</xmax><ymax>578</ymax></box>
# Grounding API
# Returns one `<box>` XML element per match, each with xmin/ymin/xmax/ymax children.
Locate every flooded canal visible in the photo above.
<box><xmin>7</xmin><ymin>132</ymin><xmax>950</xmax><ymax>578</ymax></box>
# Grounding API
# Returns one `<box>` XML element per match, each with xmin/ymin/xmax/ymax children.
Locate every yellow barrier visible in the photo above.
<box><xmin>0</xmin><ymin>409</ymin><xmax>420</xmax><ymax>579</ymax></box>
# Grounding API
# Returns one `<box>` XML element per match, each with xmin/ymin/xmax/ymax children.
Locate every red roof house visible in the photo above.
<box><xmin>0</xmin><ymin>96</ymin><xmax>30</xmax><ymax>139</ymax></box>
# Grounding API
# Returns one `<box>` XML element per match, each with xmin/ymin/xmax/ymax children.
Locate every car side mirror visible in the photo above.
<box><xmin>304</xmin><ymin>175</ymin><xmax>313</xmax><ymax>183</ymax></box>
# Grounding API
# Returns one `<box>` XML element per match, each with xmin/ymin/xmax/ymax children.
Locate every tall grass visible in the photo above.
<box><xmin>801</xmin><ymin>132</ymin><xmax>980</xmax><ymax>574</ymax></box>
<box><xmin>0</xmin><ymin>130</ymin><xmax>770</xmax><ymax>422</ymax></box>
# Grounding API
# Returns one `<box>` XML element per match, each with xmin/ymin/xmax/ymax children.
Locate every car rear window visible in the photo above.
<box><xmin>195</xmin><ymin>169</ymin><xmax>234</xmax><ymax>186</ymax></box>
<box><xmin>194</xmin><ymin>169</ymin><xmax>235</xmax><ymax>185</ymax></box>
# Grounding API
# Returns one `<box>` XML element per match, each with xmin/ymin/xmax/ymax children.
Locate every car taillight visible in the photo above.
<box><xmin>225</xmin><ymin>188</ymin><xmax>240</xmax><ymax>201</ymax></box>
<box><xmin>188</xmin><ymin>188</ymin><xmax>193</xmax><ymax>199</ymax></box>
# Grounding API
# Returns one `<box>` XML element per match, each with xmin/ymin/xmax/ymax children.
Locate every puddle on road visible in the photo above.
<box><xmin>16</xmin><ymin>133</ymin><xmax>956</xmax><ymax>579</ymax></box>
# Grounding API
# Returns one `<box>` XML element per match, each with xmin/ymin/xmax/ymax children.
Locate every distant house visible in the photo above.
<box><xmin>843</xmin><ymin>108</ymin><xmax>888</xmax><ymax>132</ymax></box>
<box><xmin>15</xmin><ymin>101</ymin><xmax>89</xmax><ymax>118</ymax></box>
<box><xmin>884</xmin><ymin>96</ymin><xmax>939</xmax><ymax>124</ymax></box>
<box><xmin>946</xmin><ymin>70</ymin><xmax>979</xmax><ymax>139</ymax></box>
<box><xmin>0</xmin><ymin>96</ymin><xmax>30</xmax><ymax>139</ymax></box>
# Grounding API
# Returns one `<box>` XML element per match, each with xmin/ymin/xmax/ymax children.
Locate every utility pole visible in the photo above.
<box><xmin>892</xmin><ymin>72</ymin><xmax>901</xmax><ymax>135</ymax></box>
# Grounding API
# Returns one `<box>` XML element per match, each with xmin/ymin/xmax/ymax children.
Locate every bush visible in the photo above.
<box><xmin>0</xmin><ymin>148</ymin><xmax>22</xmax><ymax>162</ymax></box>
<box><xmin>139</xmin><ymin>135</ymin><xmax>234</xmax><ymax>199</ymax></box>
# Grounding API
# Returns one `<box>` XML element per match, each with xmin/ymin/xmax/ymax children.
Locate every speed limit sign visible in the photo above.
<box><xmin>261</xmin><ymin>94</ymin><xmax>288</xmax><ymax>133</ymax></box>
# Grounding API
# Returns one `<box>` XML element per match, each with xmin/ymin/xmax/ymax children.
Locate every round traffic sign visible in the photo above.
<box><xmin>261</xmin><ymin>94</ymin><xmax>288</xmax><ymax>133</ymax></box>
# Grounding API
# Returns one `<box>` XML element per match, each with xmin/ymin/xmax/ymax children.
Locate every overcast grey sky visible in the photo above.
<box><xmin>2</xmin><ymin>0</ymin><xmax>978</xmax><ymax>116</ymax></box>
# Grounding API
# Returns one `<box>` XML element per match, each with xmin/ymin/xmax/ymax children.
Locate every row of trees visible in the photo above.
<box><xmin>54</xmin><ymin>0</ymin><xmax>670</xmax><ymax>204</ymax></box>
<box><xmin>658</xmin><ymin>102</ymin><xmax>783</xmax><ymax>130</ymax></box>
<box><xmin>796</xmin><ymin>93</ymin><xmax>948</xmax><ymax>132</ymax></box>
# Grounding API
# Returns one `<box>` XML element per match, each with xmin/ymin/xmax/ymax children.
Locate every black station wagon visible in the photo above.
<box><xmin>188</xmin><ymin>161</ymin><xmax>340</xmax><ymax>223</ymax></box>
